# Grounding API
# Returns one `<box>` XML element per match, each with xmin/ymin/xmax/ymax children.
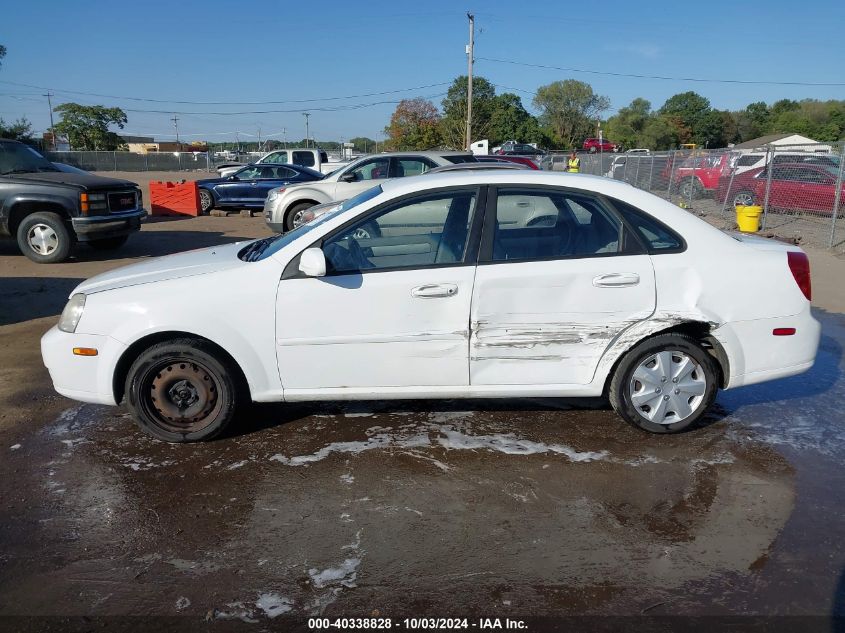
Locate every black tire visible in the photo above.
<box><xmin>732</xmin><ymin>190</ymin><xmax>756</xmax><ymax>207</ymax></box>
<box><xmin>88</xmin><ymin>235</ymin><xmax>129</xmax><ymax>251</ymax></box>
<box><xmin>16</xmin><ymin>211</ymin><xmax>73</xmax><ymax>264</ymax></box>
<box><xmin>125</xmin><ymin>338</ymin><xmax>242</xmax><ymax>443</ymax></box>
<box><xmin>285</xmin><ymin>201</ymin><xmax>316</xmax><ymax>232</ymax></box>
<box><xmin>199</xmin><ymin>188</ymin><xmax>214</xmax><ymax>213</ymax></box>
<box><xmin>679</xmin><ymin>178</ymin><xmax>703</xmax><ymax>200</ymax></box>
<box><xmin>608</xmin><ymin>333</ymin><xmax>718</xmax><ymax>434</ymax></box>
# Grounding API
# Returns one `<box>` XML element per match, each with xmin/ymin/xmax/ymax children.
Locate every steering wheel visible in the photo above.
<box><xmin>346</xmin><ymin>237</ymin><xmax>374</xmax><ymax>270</ymax></box>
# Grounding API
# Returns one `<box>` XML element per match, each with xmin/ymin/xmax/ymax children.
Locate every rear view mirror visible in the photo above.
<box><xmin>299</xmin><ymin>247</ymin><xmax>327</xmax><ymax>277</ymax></box>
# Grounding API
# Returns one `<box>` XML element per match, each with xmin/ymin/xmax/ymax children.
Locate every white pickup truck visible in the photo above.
<box><xmin>216</xmin><ymin>148</ymin><xmax>349</xmax><ymax>177</ymax></box>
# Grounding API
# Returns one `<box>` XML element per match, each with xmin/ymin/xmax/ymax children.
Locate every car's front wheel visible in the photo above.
<box><xmin>679</xmin><ymin>178</ymin><xmax>703</xmax><ymax>200</ymax></box>
<box><xmin>732</xmin><ymin>190</ymin><xmax>756</xmax><ymax>207</ymax></box>
<box><xmin>16</xmin><ymin>212</ymin><xmax>74</xmax><ymax>264</ymax></box>
<box><xmin>285</xmin><ymin>201</ymin><xmax>315</xmax><ymax>231</ymax></box>
<box><xmin>125</xmin><ymin>339</ymin><xmax>242</xmax><ymax>442</ymax></box>
<box><xmin>609</xmin><ymin>333</ymin><xmax>718</xmax><ymax>434</ymax></box>
<box><xmin>199</xmin><ymin>189</ymin><xmax>214</xmax><ymax>213</ymax></box>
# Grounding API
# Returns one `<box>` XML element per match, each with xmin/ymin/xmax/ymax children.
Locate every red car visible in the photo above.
<box><xmin>715</xmin><ymin>163</ymin><xmax>843</xmax><ymax>215</ymax></box>
<box><xmin>582</xmin><ymin>138</ymin><xmax>617</xmax><ymax>153</ymax></box>
<box><xmin>662</xmin><ymin>152</ymin><xmax>733</xmax><ymax>198</ymax></box>
<box><xmin>476</xmin><ymin>155</ymin><xmax>540</xmax><ymax>170</ymax></box>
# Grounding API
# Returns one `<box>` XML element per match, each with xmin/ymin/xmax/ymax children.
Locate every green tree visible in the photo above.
<box><xmin>348</xmin><ymin>136</ymin><xmax>377</xmax><ymax>152</ymax></box>
<box><xmin>638</xmin><ymin>116</ymin><xmax>678</xmax><ymax>150</ymax></box>
<box><xmin>384</xmin><ymin>98</ymin><xmax>442</xmax><ymax>150</ymax></box>
<box><xmin>658</xmin><ymin>91</ymin><xmax>725</xmax><ymax>146</ymax></box>
<box><xmin>487</xmin><ymin>92</ymin><xmax>541</xmax><ymax>146</ymax></box>
<box><xmin>532</xmin><ymin>79</ymin><xmax>610</xmax><ymax>149</ymax></box>
<box><xmin>53</xmin><ymin>103</ymin><xmax>128</xmax><ymax>150</ymax></box>
<box><xmin>440</xmin><ymin>75</ymin><xmax>496</xmax><ymax>149</ymax></box>
<box><xmin>0</xmin><ymin>117</ymin><xmax>34</xmax><ymax>142</ymax></box>
<box><xmin>0</xmin><ymin>44</ymin><xmax>6</xmax><ymax>68</ymax></box>
<box><xmin>604</xmin><ymin>98</ymin><xmax>652</xmax><ymax>149</ymax></box>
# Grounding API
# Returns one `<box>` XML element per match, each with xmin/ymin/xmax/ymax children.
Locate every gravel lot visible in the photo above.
<box><xmin>1</xmin><ymin>198</ymin><xmax>844</xmax><ymax>629</ymax></box>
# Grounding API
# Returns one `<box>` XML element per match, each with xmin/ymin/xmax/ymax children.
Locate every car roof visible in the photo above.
<box><xmin>367</xmin><ymin>150</ymin><xmax>474</xmax><ymax>157</ymax></box>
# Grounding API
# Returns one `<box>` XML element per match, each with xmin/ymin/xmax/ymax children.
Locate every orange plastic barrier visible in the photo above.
<box><xmin>149</xmin><ymin>180</ymin><xmax>201</xmax><ymax>217</ymax></box>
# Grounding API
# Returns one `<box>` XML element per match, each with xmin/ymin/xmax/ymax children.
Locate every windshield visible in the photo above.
<box><xmin>243</xmin><ymin>185</ymin><xmax>384</xmax><ymax>262</ymax></box>
<box><xmin>0</xmin><ymin>142</ymin><xmax>59</xmax><ymax>175</ymax></box>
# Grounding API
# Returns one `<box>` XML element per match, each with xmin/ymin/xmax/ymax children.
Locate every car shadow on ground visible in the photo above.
<box><xmin>234</xmin><ymin>396</ymin><xmax>612</xmax><ymax>440</ymax></box>
<box><xmin>0</xmin><ymin>277</ymin><xmax>86</xmax><ymax>326</ymax></box>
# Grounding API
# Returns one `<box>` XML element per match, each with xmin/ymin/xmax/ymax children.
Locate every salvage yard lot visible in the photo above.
<box><xmin>2</xmin><ymin>203</ymin><xmax>845</xmax><ymax>623</ymax></box>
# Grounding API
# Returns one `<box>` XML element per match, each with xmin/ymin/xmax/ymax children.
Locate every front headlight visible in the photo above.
<box><xmin>267</xmin><ymin>189</ymin><xmax>279</xmax><ymax>201</ymax></box>
<box><xmin>58</xmin><ymin>293</ymin><xmax>86</xmax><ymax>333</ymax></box>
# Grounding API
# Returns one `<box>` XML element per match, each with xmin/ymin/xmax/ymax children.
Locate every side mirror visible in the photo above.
<box><xmin>299</xmin><ymin>247</ymin><xmax>326</xmax><ymax>277</ymax></box>
<box><xmin>227</xmin><ymin>175</ymin><xmax>238</xmax><ymax>181</ymax></box>
<box><xmin>339</xmin><ymin>172</ymin><xmax>357</xmax><ymax>183</ymax></box>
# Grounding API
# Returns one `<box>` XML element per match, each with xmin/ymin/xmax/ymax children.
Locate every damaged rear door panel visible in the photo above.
<box><xmin>469</xmin><ymin>187</ymin><xmax>656</xmax><ymax>386</ymax></box>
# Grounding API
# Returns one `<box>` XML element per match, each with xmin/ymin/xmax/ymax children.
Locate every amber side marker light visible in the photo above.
<box><xmin>772</xmin><ymin>328</ymin><xmax>796</xmax><ymax>336</ymax></box>
<box><xmin>72</xmin><ymin>347</ymin><xmax>98</xmax><ymax>356</ymax></box>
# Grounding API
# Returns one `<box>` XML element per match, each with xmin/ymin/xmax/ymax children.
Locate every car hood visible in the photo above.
<box><xmin>11</xmin><ymin>171</ymin><xmax>139</xmax><ymax>190</ymax></box>
<box><xmin>71</xmin><ymin>241</ymin><xmax>250</xmax><ymax>296</ymax></box>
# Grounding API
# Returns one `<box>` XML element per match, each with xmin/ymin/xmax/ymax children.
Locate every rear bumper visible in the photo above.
<box><xmin>40</xmin><ymin>325</ymin><xmax>125</xmax><ymax>405</ymax></box>
<box><xmin>715</xmin><ymin>306</ymin><xmax>821</xmax><ymax>389</ymax></box>
<box><xmin>72</xmin><ymin>209</ymin><xmax>146</xmax><ymax>242</ymax></box>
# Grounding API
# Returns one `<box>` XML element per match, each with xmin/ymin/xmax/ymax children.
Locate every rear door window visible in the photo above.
<box><xmin>292</xmin><ymin>151</ymin><xmax>315</xmax><ymax>167</ymax></box>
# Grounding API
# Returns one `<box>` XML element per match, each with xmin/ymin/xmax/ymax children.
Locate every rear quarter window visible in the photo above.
<box><xmin>611</xmin><ymin>198</ymin><xmax>685</xmax><ymax>253</ymax></box>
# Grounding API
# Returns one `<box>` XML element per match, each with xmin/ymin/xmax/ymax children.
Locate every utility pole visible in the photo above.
<box><xmin>282</xmin><ymin>127</ymin><xmax>287</xmax><ymax>148</ymax></box>
<box><xmin>302</xmin><ymin>112</ymin><xmax>311</xmax><ymax>148</ymax></box>
<box><xmin>465</xmin><ymin>12</ymin><xmax>475</xmax><ymax>151</ymax></box>
<box><xmin>44</xmin><ymin>91</ymin><xmax>56</xmax><ymax>150</ymax></box>
<box><xmin>171</xmin><ymin>115</ymin><xmax>180</xmax><ymax>144</ymax></box>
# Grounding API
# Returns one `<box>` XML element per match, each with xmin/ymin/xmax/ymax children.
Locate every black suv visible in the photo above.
<box><xmin>0</xmin><ymin>139</ymin><xmax>146</xmax><ymax>263</ymax></box>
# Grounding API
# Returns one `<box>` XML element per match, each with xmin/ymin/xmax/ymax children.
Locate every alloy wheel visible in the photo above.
<box><xmin>27</xmin><ymin>223</ymin><xmax>59</xmax><ymax>255</ymax></box>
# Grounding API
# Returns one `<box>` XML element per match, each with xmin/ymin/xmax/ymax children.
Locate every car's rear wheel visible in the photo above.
<box><xmin>88</xmin><ymin>235</ymin><xmax>129</xmax><ymax>250</ymax></box>
<box><xmin>732</xmin><ymin>190</ymin><xmax>756</xmax><ymax>207</ymax></box>
<box><xmin>125</xmin><ymin>339</ymin><xmax>241</xmax><ymax>442</ymax></box>
<box><xmin>286</xmin><ymin>201</ymin><xmax>316</xmax><ymax>231</ymax></box>
<box><xmin>609</xmin><ymin>333</ymin><xmax>718</xmax><ymax>434</ymax></box>
<box><xmin>16</xmin><ymin>212</ymin><xmax>74</xmax><ymax>264</ymax></box>
<box><xmin>199</xmin><ymin>189</ymin><xmax>214</xmax><ymax>213</ymax></box>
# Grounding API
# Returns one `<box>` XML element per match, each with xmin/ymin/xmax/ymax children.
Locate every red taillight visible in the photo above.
<box><xmin>773</xmin><ymin>328</ymin><xmax>796</xmax><ymax>336</ymax></box>
<box><xmin>787</xmin><ymin>251</ymin><xmax>812</xmax><ymax>301</ymax></box>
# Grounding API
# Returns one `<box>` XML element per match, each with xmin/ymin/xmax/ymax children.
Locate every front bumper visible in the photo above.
<box><xmin>40</xmin><ymin>325</ymin><xmax>127</xmax><ymax>405</ymax></box>
<box><xmin>264</xmin><ymin>200</ymin><xmax>285</xmax><ymax>233</ymax></box>
<box><xmin>72</xmin><ymin>208</ymin><xmax>147</xmax><ymax>242</ymax></box>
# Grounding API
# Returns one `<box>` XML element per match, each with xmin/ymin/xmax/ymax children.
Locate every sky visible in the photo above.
<box><xmin>2</xmin><ymin>0</ymin><xmax>844</xmax><ymax>145</ymax></box>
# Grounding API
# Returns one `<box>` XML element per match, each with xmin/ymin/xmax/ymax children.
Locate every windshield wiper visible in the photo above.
<box><xmin>240</xmin><ymin>236</ymin><xmax>280</xmax><ymax>262</ymax></box>
<box><xmin>1</xmin><ymin>168</ymin><xmax>35</xmax><ymax>175</ymax></box>
<box><xmin>37</xmin><ymin>166</ymin><xmax>59</xmax><ymax>172</ymax></box>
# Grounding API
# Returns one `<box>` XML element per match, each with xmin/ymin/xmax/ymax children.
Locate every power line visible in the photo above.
<box><xmin>477</xmin><ymin>56</ymin><xmax>845</xmax><ymax>87</ymax></box>
<box><xmin>0</xmin><ymin>79</ymin><xmax>450</xmax><ymax>105</ymax></box>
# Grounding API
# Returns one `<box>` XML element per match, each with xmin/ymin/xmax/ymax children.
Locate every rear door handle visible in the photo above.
<box><xmin>411</xmin><ymin>283</ymin><xmax>458</xmax><ymax>298</ymax></box>
<box><xmin>593</xmin><ymin>273</ymin><xmax>640</xmax><ymax>288</ymax></box>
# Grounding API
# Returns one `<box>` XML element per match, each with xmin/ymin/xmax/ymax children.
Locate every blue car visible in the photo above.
<box><xmin>197</xmin><ymin>163</ymin><xmax>323</xmax><ymax>213</ymax></box>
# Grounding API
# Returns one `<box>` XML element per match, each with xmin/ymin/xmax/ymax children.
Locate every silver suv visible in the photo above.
<box><xmin>264</xmin><ymin>151</ymin><xmax>476</xmax><ymax>232</ymax></box>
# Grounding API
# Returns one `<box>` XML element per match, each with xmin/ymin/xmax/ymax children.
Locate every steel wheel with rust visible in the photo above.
<box><xmin>125</xmin><ymin>339</ymin><xmax>242</xmax><ymax>442</ymax></box>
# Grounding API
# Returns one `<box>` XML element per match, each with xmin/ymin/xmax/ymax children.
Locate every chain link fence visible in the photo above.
<box><xmin>45</xmin><ymin>151</ymin><xmax>214</xmax><ymax>172</ymax></box>
<box><xmin>551</xmin><ymin>143</ymin><xmax>845</xmax><ymax>251</ymax></box>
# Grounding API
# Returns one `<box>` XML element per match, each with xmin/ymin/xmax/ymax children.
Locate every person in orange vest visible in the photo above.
<box><xmin>566</xmin><ymin>150</ymin><xmax>580</xmax><ymax>173</ymax></box>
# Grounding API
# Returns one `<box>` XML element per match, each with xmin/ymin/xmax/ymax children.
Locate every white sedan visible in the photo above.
<box><xmin>41</xmin><ymin>171</ymin><xmax>820</xmax><ymax>442</ymax></box>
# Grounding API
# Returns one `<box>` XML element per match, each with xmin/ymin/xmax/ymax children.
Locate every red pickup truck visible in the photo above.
<box><xmin>663</xmin><ymin>152</ymin><xmax>733</xmax><ymax>198</ymax></box>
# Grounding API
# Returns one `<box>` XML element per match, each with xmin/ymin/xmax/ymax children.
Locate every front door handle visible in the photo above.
<box><xmin>593</xmin><ymin>273</ymin><xmax>640</xmax><ymax>288</ymax></box>
<box><xmin>411</xmin><ymin>283</ymin><xmax>458</xmax><ymax>298</ymax></box>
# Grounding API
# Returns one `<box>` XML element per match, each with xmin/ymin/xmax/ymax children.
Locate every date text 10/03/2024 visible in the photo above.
<box><xmin>307</xmin><ymin>618</ymin><xmax>528</xmax><ymax>630</ymax></box>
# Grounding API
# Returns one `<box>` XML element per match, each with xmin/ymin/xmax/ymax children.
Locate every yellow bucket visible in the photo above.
<box><xmin>735</xmin><ymin>205</ymin><xmax>762</xmax><ymax>233</ymax></box>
